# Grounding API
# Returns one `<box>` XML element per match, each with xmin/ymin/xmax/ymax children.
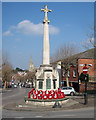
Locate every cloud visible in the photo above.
<box><xmin>3</xmin><ymin>30</ymin><xmax>13</xmax><ymax>36</ymax></box>
<box><xmin>17</xmin><ymin>20</ymin><xmax>59</xmax><ymax>35</ymax></box>
<box><xmin>17</xmin><ymin>20</ymin><xmax>43</xmax><ymax>35</ymax></box>
<box><xmin>3</xmin><ymin>20</ymin><xmax>59</xmax><ymax>37</ymax></box>
<box><xmin>49</xmin><ymin>25</ymin><xmax>59</xmax><ymax>34</ymax></box>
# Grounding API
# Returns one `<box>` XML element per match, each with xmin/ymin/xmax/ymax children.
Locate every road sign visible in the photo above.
<box><xmin>82</xmin><ymin>65</ymin><xmax>88</xmax><ymax>105</ymax></box>
<box><xmin>83</xmin><ymin>66</ymin><xmax>88</xmax><ymax>75</ymax></box>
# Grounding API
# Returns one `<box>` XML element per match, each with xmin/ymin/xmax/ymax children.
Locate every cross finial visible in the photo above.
<box><xmin>41</xmin><ymin>5</ymin><xmax>52</xmax><ymax>23</ymax></box>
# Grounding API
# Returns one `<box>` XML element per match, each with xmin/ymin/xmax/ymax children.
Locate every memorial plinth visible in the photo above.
<box><xmin>25</xmin><ymin>88</ymin><xmax>68</xmax><ymax>106</ymax></box>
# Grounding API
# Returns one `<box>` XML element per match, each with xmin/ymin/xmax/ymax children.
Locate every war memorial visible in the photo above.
<box><xmin>25</xmin><ymin>5</ymin><xmax>67</xmax><ymax>106</ymax></box>
<box><xmin>35</xmin><ymin>5</ymin><xmax>59</xmax><ymax>91</ymax></box>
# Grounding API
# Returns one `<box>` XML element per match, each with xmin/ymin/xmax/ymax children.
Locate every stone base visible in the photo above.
<box><xmin>25</xmin><ymin>97</ymin><xmax>69</xmax><ymax>106</ymax></box>
<box><xmin>25</xmin><ymin>100</ymin><xmax>69</xmax><ymax>106</ymax></box>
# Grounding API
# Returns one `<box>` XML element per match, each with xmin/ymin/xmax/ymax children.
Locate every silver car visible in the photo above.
<box><xmin>61</xmin><ymin>87</ymin><xmax>75</xmax><ymax>96</ymax></box>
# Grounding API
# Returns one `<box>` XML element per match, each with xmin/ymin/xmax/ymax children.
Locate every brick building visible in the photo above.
<box><xmin>78</xmin><ymin>58</ymin><xmax>96</xmax><ymax>82</ymax></box>
<box><xmin>61</xmin><ymin>48</ymin><xmax>96</xmax><ymax>92</ymax></box>
<box><xmin>78</xmin><ymin>58</ymin><xmax>96</xmax><ymax>92</ymax></box>
<box><xmin>61</xmin><ymin>60</ymin><xmax>79</xmax><ymax>92</ymax></box>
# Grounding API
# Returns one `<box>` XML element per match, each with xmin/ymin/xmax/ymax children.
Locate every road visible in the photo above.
<box><xmin>2</xmin><ymin>107</ymin><xmax>94</xmax><ymax>118</ymax></box>
<box><xmin>2</xmin><ymin>87</ymin><xmax>30</xmax><ymax>105</ymax></box>
<box><xmin>1</xmin><ymin>87</ymin><xmax>95</xmax><ymax>118</ymax></box>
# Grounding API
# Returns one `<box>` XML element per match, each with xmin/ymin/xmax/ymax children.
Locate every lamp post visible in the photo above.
<box><xmin>83</xmin><ymin>64</ymin><xmax>88</xmax><ymax>105</ymax></box>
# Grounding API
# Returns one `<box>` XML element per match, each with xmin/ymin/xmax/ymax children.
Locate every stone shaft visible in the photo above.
<box><xmin>43</xmin><ymin>21</ymin><xmax>50</xmax><ymax>65</ymax></box>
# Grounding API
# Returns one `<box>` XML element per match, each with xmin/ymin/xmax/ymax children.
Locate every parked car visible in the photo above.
<box><xmin>22</xmin><ymin>82</ymin><xmax>26</xmax><ymax>87</ymax></box>
<box><xmin>61</xmin><ymin>87</ymin><xmax>75</xmax><ymax>96</ymax></box>
<box><xmin>25</xmin><ymin>84</ymin><xmax>30</xmax><ymax>88</ymax></box>
<box><xmin>14</xmin><ymin>84</ymin><xmax>17</xmax><ymax>88</ymax></box>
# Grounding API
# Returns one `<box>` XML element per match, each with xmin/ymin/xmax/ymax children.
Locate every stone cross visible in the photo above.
<box><xmin>41</xmin><ymin>5</ymin><xmax>52</xmax><ymax>23</ymax></box>
<box><xmin>41</xmin><ymin>5</ymin><xmax>52</xmax><ymax>65</ymax></box>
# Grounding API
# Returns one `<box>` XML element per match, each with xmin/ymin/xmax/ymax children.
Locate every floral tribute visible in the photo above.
<box><xmin>28</xmin><ymin>88</ymin><xmax>65</xmax><ymax>100</ymax></box>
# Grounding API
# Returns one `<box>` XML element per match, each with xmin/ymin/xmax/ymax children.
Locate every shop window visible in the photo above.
<box><xmin>62</xmin><ymin>70</ymin><xmax>65</xmax><ymax>77</ymax></box>
<box><xmin>73</xmin><ymin>70</ymin><xmax>76</xmax><ymax>77</ymax></box>
<box><xmin>68</xmin><ymin>71</ymin><xmax>70</xmax><ymax>77</ymax></box>
<box><xmin>88</xmin><ymin>64</ymin><xmax>92</xmax><ymax>67</ymax></box>
<box><xmin>61</xmin><ymin>81</ymin><xmax>64</xmax><ymax>87</ymax></box>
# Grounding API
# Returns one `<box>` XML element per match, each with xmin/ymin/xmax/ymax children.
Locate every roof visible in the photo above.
<box><xmin>51</xmin><ymin>48</ymin><xmax>95</xmax><ymax>65</ymax></box>
<box><xmin>74</xmin><ymin>48</ymin><xmax>95</xmax><ymax>59</ymax></box>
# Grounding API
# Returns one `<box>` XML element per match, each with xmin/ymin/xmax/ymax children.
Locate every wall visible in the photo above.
<box><xmin>78</xmin><ymin>58</ymin><xmax>96</xmax><ymax>82</ymax></box>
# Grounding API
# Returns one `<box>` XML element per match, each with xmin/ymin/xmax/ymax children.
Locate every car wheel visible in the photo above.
<box><xmin>70</xmin><ymin>92</ymin><xmax>74</xmax><ymax>96</ymax></box>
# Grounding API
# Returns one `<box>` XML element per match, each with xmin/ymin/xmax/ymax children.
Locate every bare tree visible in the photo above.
<box><xmin>25</xmin><ymin>71</ymin><xmax>35</xmax><ymax>81</ymax></box>
<box><xmin>2</xmin><ymin>61</ymin><xmax>13</xmax><ymax>88</ymax></box>
<box><xmin>51</xmin><ymin>43</ymin><xmax>79</xmax><ymax>87</ymax></box>
<box><xmin>51</xmin><ymin>43</ymin><xmax>78</xmax><ymax>62</ymax></box>
<box><xmin>82</xmin><ymin>25</ymin><xmax>96</xmax><ymax>49</ymax></box>
<box><xmin>25</xmin><ymin>71</ymin><xmax>35</xmax><ymax>87</ymax></box>
<box><xmin>2</xmin><ymin>54</ymin><xmax>13</xmax><ymax>89</ymax></box>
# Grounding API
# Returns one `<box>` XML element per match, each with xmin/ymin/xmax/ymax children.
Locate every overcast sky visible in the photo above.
<box><xmin>2</xmin><ymin>2</ymin><xmax>94</xmax><ymax>70</ymax></box>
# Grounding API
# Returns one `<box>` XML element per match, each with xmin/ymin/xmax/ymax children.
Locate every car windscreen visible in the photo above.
<box><xmin>62</xmin><ymin>88</ymin><xmax>67</xmax><ymax>90</ymax></box>
<box><xmin>68</xmin><ymin>87</ymin><xmax>72</xmax><ymax>89</ymax></box>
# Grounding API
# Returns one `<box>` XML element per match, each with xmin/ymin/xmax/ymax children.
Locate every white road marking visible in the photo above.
<box><xmin>60</xmin><ymin>114</ymin><xmax>75</xmax><ymax>116</ymax></box>
<box><xmin>48</xmin><ymin>114</ymin><xmax>75</xmax><ymax>118</ymax></box>
<box><xmin>35</xmin><ymin>116</ymin><xmax>43</xmax><ymax>118</ymax></box>
<box><xmin>15</xmin><ymin>117</ymin><xmax>24</xmax><ymax>118</ymax></box>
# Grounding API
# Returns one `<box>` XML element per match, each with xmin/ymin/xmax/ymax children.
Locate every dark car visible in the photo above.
<box><xmin>8</xmin><ymin>84</ymin><xmax>12</xmax><ymax>88</ymax></box>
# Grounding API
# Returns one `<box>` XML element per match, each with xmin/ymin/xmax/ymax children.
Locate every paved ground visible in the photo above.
<box><xmin>2</xmin><ymin>95</ymin><xmax>95</xmax><ymax>111</ymax></box>
<box><xmin>2</xmin><ymin>107</ymin><xmax>95</xmax><ymax>118</ymax></box>
<box><xmin>0</xmin><ymin>88</ymin><xmax>2</xmax><ymax>120</ymax></box>
<box><xmin>1</xmin><ymin>87</ymin><xmax>96</xmax><ymax>119</ymax></box>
